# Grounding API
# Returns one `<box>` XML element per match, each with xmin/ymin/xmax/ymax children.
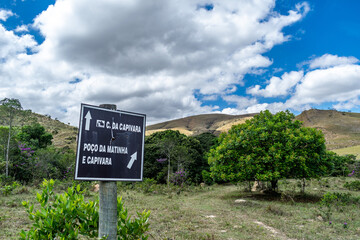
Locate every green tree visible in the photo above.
<box><xmin>194</xmin><ymin>132</ymin><xmax>218</xmax><ymax>184</ymax></box>
<box><xmin>0</xmin><ymin>126</ymin><xmax>9</xmax><ymax>168</ymax></box>
<box><xmin>325</xmin><ymin>151</ymin><xmax>355</xmax><ymax>177</ymax></box>
<box><xmin>144</xmin><ymin>130</ymin><xmax>204</xmax><ymax>184</ymax></box>
<box><xmin>35</xmin><ymin>147</ymin><xmax>75</xmax><ymax>180</ymax></box>
<box><xmin>159</xmin><ymin>138</ymin><xmax>178</xmax><ymax>186</ymax></box>
<box><xmin>0</xmin><ymin>126</ymin><xmax>18</xmax><ymax>176</ymax></box>
<box><xmin>194</xmin><ymin>132</ymin><xmax>218</xmax><ymax>154</ymax></box>
<box><xmin>208</xmin><ymin>110</ymin><xmax>330</xmax><ymax>191</ymax></box>
<box><xmin>17</xmin><ymin>123</ymin><xmax>53</xmax><ymax>150</ymax></box>
<box><xmin>0</xmin><ymin>98</ymin><xmax>25</xmax><ymax>177</ymax></box>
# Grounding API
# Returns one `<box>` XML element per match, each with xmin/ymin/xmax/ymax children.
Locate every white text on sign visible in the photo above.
<box><xmin>95</xmin><ymin>120</ymin><xmax>141</xmax><ymax>133</ymax></box>
<box><xmin>83</xmin><ymin>143</ymin><xmax>128</xmax><ymax>154</ymax></box>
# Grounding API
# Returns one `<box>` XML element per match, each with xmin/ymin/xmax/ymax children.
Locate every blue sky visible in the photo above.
<box><xmin>1</xmin><ymin>0</ymin><xmax>360</xmax><ymax>125</ymax></box>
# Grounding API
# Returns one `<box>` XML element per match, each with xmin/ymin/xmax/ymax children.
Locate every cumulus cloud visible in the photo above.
<box><xmin>221</xmin><ymin>101</ymin><xmax>288</xmax><ymax>115</ymax></box>
<box><xmin>0</xmin><ymin>0</ymin><xmax>309</xmax><ymax>125</ymax></box>
<box><xmin>247</xmin><ymin>71</ymin><xmax>303</xmax><ymax>97</ymax></box>
<box><xmin>0</xmin><ymin>9</ymin><xmax>13</xmax><ymax>21</ymax></box>
<box><xmin>232</xmin><ymin>53</ymin><xmax>360</xmax><ymax>115</ymax></box>
<box><xmin>222</xmin><ymin>95</ymin><xmax>258</xmax><ymax>109</ymax></box>
<box><xmin>245</xmin><ymin>54</ymin><xmax>359</xmax><ymax>112</ymax></box>
<box><xmin>309</xmin><ymin>54</ymin><xmax>359</xmax><ymax>69</ymax></box>
<box><xmin>14</xmin><ymin>25</ymin><xmax>29</xmax><ymax>32</ymax></box>
<box><xmin>287</xmin><ymin>64</ymin><xmax>360</xmax><ymax>107</ymax></box>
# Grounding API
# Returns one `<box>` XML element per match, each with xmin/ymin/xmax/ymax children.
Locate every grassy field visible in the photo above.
<box><xmin>1</xmin><ymin>178</ymin><xmax>360</xmax><ymax>240</ymax></box>
<box><xmin>333</xmin><ymin>145</ymin><xmax>360</xmax><ymax>158</ymax></box>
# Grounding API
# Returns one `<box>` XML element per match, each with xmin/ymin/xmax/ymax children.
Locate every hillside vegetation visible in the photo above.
<box><xmin>0</xmin><ymin>108</ymin><xmax>78</xmax><ymax>151</ymax></box>
<box><xmin>32</xmin><ymin>113</ymin><xmax>78</xmax><ymax>151</ymax></box>
<box><xmin>2</xmin><ymin>108</ymin><xmax>360</xmax><ymax>152</ymax></box>
<box><xmin>297</xmin><ymin>109</ymin><xmax>360</xmax><ymax>150</ymax></box>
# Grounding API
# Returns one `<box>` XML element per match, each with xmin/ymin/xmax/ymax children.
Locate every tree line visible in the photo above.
<box><xmin>1</xmin><ymin>98</ymin><xmax>357</xmax><ymax>191</ymax></box>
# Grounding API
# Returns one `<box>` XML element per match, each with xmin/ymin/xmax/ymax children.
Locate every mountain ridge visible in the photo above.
<box><xmin>147</xmin><ymin>109</ymin><xmax>360</xmax><ymax>150</ymax></box>
<box><xmin>2</xmin><ymin>107</ymin><xmax>360</xmax><ymax>152</ymax></box>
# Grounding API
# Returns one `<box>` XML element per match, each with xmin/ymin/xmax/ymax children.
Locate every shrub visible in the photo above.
<box><xmin>319</xmin><ymin>192</ymin><xmax>354</xmax><ymax>221</ymax></box>
<box><xmin>20</xmin><ymin>179</ymin><xmax>150</xmax><ymax>240</ymax></box>
<box><xmin>344</xmin><ymin>181</ymin><xmax>360</xmax><ymax>191</ymax></box>
<box><xmin>325</xmin><ymin>152</ymin><xmax>355</xmax><ymax>177</ymax></box>
<box><xmin>135</xmin><ymin>178</ymin><xmax>158</xmax><ymax>194</ymax></box>
<box><xmin>201</xmin><ymin>170</ymin><xmax>213</xmax><ymax>185</ymax></box>
<box><xmin>1</xmin><ymin>181</ymin><xmax>19</xmax><ymax>196</ymax></box>
<box><xmin>170</xmin><ymin>169</ymin><xmax>188</xmax><ymax>186</ymax></box>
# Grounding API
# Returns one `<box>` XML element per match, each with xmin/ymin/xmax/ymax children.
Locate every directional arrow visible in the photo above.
<box><xmin>127</xmin><ymin>152</ymin><xmax>137</xmax><ymax>169</ymax></box>
<box><xmin>84</xmin><ymin>111</ymin><xmax>92</xmax><ymax>131</ymax></box>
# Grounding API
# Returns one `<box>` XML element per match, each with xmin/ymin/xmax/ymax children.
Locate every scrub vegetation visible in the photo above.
<box><xmin>1</xmin><ymin>178</ymin><xmax>360</xmax><ymax>239</ymax></box>
<box><xmin>1</xmin><ymin>98</ymin><xmax>360</xmax><ymax>239</ymax></box>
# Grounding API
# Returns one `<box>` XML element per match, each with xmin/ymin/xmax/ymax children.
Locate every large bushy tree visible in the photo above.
<box><xmin>208</xmin><ymin>110</ymin><xmax>331</xmax><ymax>190</ymax></box>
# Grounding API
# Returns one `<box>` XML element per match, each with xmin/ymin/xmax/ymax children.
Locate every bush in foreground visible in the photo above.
<box><xmin>20</xmin><ymin>179</ymin><xmax>150</xmax><ymax>240</ymax></box>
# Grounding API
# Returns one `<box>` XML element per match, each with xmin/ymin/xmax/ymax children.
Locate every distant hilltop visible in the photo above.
<box><xmin>146</xmin><ymin>113</ymin><xmax>257</xmax><ymax>136</ymax></box>
<box><xmin>146</xmin><ymin>109</ymin><xmax>360</xmax><ymax>150</ymax></box>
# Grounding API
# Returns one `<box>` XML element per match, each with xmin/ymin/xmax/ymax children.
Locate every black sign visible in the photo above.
<box><xmin>75</xmin><ymin>104</ymin><xmax>146</xmax><ymax>181</ymax></box>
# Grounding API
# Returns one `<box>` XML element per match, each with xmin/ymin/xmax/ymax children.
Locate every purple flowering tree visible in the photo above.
<box><xmin>12</xmin><ymin>142</ymin><xmax>36</xmax><ymax>182</ymax></box>
<box><xmin>170</xmin><ymin>169</ymin><xmax>188</xmax><ymax>186</ymax></box>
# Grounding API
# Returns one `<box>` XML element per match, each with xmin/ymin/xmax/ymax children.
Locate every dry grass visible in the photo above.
<box><xmin>297</xmin><ymin>109</ymin><xmax>360</xmax><ymax>150</ymax></box>
<box><xmin>2</xmin><ymin>178</ymin><xmax>360</xmax><ymax>240</ymax></box>
<box><xmin>146</xmin><ymin>127</ymin><xmax>194</xmax><ymax>136</ymax></box>
<box><xmin>146</xmin><ymin>113</ymin><xmax>257</xmax><ymax>136</ymax></box>
<box><xmin>33</xmin><ymin>113</ymin><xmax>78</xmax><ymax>151</ymax></box>
<box><xmin>332</xmin><ymin>145</ymin><xmax>360</xmax><ymax>159</ymax></box>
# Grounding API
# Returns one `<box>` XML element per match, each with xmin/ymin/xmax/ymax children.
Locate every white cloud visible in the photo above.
<box><xmin>0</xmin><ymin>9</ymin><xmax>13</xmax><ymax>21</ymax></box>
<box><xmin>278</xmin><ymin>54</ymin><xmax>360</xmax><ymax>112</ymax></box>
<box><xmin>0</xmin><ymin>0</ymin><xmax>309</xmax><ymax>125</ymax></box>
<box><xmin>309</xmin><ymin>54</ymin><xmax>359</xmax><ymax>69</ymax></box>
<box><xmin>221</xmin><ymin>101</ymin><xmax>288</xmax><ymax>115</ymax></box>
<box><xmin>202</xmin><ymin>95</ymin><xmax>218</xmax><ymax>101</ymax></box>
<box><xmin>222</xmin><ymin>95</ymin><xmax>258</xmax><ymax>109</ymax></box>
<box><xmin>333</xmin><ymin>99</ymin><xmax>360</xmax><ymax>111</ymax></box>
<box><xmin>288</xmin><ymin>64</ymin><xmax>360</xmax><ymax>107</ymax></box>
<box><xmin>14</xmin><ymin>25</ymin><xmax>29</xmax><ymax>32</ymax></box>
<box><xmin>241</xmin><ymin>53</ymin><xmax>360</xmax><ymax>114</ymax></box>
<box><xmin>0</xmin><ymin>25</ymin><xmax>37</xmax><ymax>60</ymax></box>
<box><xmin>242</xmin><ymin>54</ymin><xmax>360</xmax><ymax>114</ymax></box>
<box><xmin>247</xmin><ymin>71</ymin><xmax>303</xmax><ymax>97</ymax></box>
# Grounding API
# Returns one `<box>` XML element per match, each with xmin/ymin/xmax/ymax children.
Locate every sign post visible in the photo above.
<box><xmin>75</xmin><ymin>103</ymin><xmax>146</xmax><ymax>239</ymax></box>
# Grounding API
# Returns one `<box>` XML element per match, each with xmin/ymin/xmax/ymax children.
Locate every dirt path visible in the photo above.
<box><xmin>253</xmin><ymin>220</ymin><xmax>296</xmax><ymax>240</ymax></box>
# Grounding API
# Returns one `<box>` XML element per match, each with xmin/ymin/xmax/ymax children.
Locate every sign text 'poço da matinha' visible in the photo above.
<box><xmin>75</xmin><ymin>104</ymin><xmax>146</xmax><ymax>181</ymax></box>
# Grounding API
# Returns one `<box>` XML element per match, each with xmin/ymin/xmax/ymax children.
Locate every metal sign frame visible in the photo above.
<box><xmin>75</xmin><ymin>103</ymin><xmax>146</xmax><ymax>181</ymax></box>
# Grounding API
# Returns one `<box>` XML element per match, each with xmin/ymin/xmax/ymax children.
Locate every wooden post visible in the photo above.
<box><xmin>98</xmin><ymin>104</ymin><xmax>117</xmax><ymax>240</ymax></box>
